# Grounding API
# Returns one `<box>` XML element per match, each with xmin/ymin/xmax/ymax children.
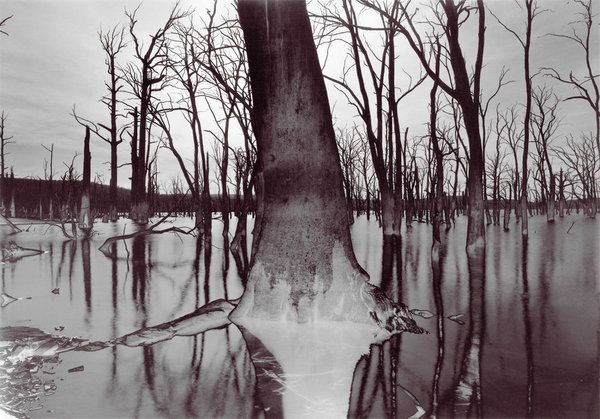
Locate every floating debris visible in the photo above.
<box><xmin>410</xmin><ymin>309</ymin><xmax>435</xmax><ymax>319</ymax></box>
<box><xmin>1</xmin><ymin>292</ymin><xmax>32</xmax><ymax>308</ymax></box>
<box><xmin>76</xmin><ymin>341</ymin><xmax>112</xmax><ymax>352</ymax></box>
<box><xmin>1</xmin><ymin>242</ymin><xmax>45</xmax><ymax>262</ymax></box>
<box><xmin>448</xmin><ymin>313</ymin><xmax>466</xmax><ymax>325</ymax></box>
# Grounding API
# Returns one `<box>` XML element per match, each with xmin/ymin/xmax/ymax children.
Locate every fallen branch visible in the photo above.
<box><xmin>1</xmin><ymin>242</ymin><xmax>45</xmax><ymax>262</ymax></box>
<box><xmin>0</xmin><ymin>214</ymin><xmax>21</xmax><ymax>233</ymax></box>
<box><xmin>111</xmin><ymin>298</ymin><xmax>239</xmax><ymax>347</ymax></box>
<box><xmin>98</xmin><ymin>213</ymin><xmax>194</xmax><ymax>257</ymax></box>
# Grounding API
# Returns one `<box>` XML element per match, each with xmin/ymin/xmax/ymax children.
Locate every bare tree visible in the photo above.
<box><xmin>362</xmin><ymin>0</ymin><xmax>487</xmax><ymax>250</ymax></box>
<box><xmin>479</xmin><ymin>68</ymin><xmax>512</xmax><ymax>225</ymax></box>
<box><xmin>498</xmin><ymin>105</ymin><xmax>524</xmax><ymax>223</ymax></box>
<box><xmin>192</xmin><ymin>3</ymin><xmax>256</xmax><ymax>278</ymax></box>
<box><xmin>544</xmin><ymin>0</ymin><xmax>599</xmax><ymax>158</ymax></box>
<box><xmin>429</xmin><ymin>47</ymin><xmax>444</xmax><ymax>247</ymax></box>
<box><xmin>71</xmin><ymin>26</ymin><xmax>126</xmax><ymax>222</ymax></box>
<box><xmin>152</xmin><ymin>19</ymin><xmax>207</xmax><ymax>232</ymax></box>
<box><xmin>0</xmin><ymin>111</ymin><xmax>15</xmax><ymax>214</ymax></box>
<box><xmin>99</xmin><ymin>25</ymin><xmax>127</xmax><ymax>221</ymax></box>
<box><xmin>122</xmin><ymin>4</ymin><xmax>191</xmax><ymax>223</ymax></box>
<box><xmin>555</xmin><ymin>134</ymin><xmax>598</xmax><ymax>217</ymax></box>
<box><xmin>314</xmin><ymin>0</ymin><xmax>425</xmax><ymax>240</ymax></box>
<box><xmin>0</xmin><ymin>15</ymin><xmax>12</xmax><ymax>37</ymax></box>
<box><xmin>488</xmin><ymin>106</ymin><xmax>509</xmax><ymax>226</ymax></box>
<box><xmin>490</xmin><ymin>0</ymin><xmax>545</xmax><ymax>237</ymax></box>
<box><xmin>42</xmin><ymin>143</ymin><xmax>55</xmax><ymax>219</ymax></box>
<box><xmin>79</xmin><ymin>127</ymin><xmax>93</xmax><ymax>236</ymax></box>
<box><xmin>530</xmin><ymin>85</ymin><xmax>560</xmax><ymax>221</ymax></box>
<box><xmin>336</xmin><ymin>126</ymin><xmax>362</xmax><ymax>224</ymax></box>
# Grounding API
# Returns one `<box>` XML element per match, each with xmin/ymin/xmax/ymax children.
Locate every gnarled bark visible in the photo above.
<box><xmin>229</xmin><ymin>0</ymin><xmax>422</xmax><ymax>330</ymax></box>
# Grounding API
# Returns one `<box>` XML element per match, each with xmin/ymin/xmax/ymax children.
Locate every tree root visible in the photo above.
<box><xmin>360</xmin><ymin>283</ymin><xmax>428</xmax><ymax>334</ymax></box>
<box><xmin>111</xmin><ymin>298</ymin><xmax>238</xmax><ymax>347</ymax></box>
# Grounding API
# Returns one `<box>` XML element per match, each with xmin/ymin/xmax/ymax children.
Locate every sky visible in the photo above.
<box><xmin>0</xmin><ymin>0</ymin><xmax>597</xmax><ymax>192</ymax></box>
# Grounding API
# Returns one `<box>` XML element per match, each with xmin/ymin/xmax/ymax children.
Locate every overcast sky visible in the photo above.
<box><xmin>0</xmin><ymin>0</ymin><xmax>597</xmax><ymax>191</ymax></box>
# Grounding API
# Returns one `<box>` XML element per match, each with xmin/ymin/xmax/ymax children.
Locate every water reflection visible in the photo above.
<box><xmin>521</xmin><ymin>237</ymin><xmax>534</xmax><ymax>418</ymax></box>
<box><xmin>132</xmin><ymin>235</ymin><xmax>148</xmax><ymax>319</ymax></box>
<box><xmin>430</xmin><ymin>241</ymin><xmax>446</xmax><ymax>417</ymax></box>
<box><xmin>238</xmin><ymin>325</ymin><xmax>284</xmax><ymax>418</ymax></box>
<box><xmin>453</xmin><ymin>246</ymin><xmax>485</xmax><ymax>418</ymax></box>
<box><xmin>82</xmin><ymin>239</ymin><xmax>92</xmax><ymax>326</ymax></box>
<box><xmin>0</xmin><ymin>215</ymin><xmax>598</xmax><ymax>418</ymax></box>
<box><xmin>381</xmin><ymin>235</ymin><xmax>403</xmax><ymax>303</ymax></box>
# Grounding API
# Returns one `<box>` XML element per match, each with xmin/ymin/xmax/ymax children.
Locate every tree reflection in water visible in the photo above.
<box><xmin>120</xmin><ymin>232</ymin><xmax>256</xmax><ymax>418</ymax></box>
<box><xmin>1</xmin><ymin>216</ymin><xmax>598</xmax><ymax>418</ymax></box>
<box><xmin>521</xmin><ymin>237</ymin><xmax>535</xmax><ymax>418</ymax></box>
<box><xmin>348</xmin><ymin>233</ymin><xmax>426</xmax><ymax>419</ymax></box>
<box><xmin>430</xmin><ymin>240</ymin><xmax>446</xmax><ymax>417</ymax></box>
<box><xmin>81</xmin><ymin>239</ymin><xmax>92</xmax><ymax>326</ymax></box>
<box><xmin>453</xmin><ymin>246</ymin><xmax>485</xmax><ymax>417</ymax></box>
<box><xmin>131</xmin><ymin>234</ymin><xmax>148</xmax><ymax>318</ymax></box>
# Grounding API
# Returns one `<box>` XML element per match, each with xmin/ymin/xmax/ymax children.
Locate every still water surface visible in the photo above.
<box><xmin>0</xmin><ymin>215</ymin><xmax>598</xmax><ymax>418</ymax></box>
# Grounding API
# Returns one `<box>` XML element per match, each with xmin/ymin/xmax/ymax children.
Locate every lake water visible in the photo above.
<box><xmin>0</xmin><ymin>214</ymin><xmax>598</xmax><ymax>418</ymax></box>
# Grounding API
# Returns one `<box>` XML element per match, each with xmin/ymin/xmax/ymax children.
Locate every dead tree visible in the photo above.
<box><xmin>122</xmin><ymin>4</ymin><xmax>191</xmax><ymax>223</ymax></box>
<box><xmin>314</xmin><ymin>0</ymin><xmax>425</xmax><ymax>240</ymax></box>
<box><xmin>71</xmin><ymin>27</ymin><xmax>126</xmax><ymax>222</ymax></box>
<box><xmin>336</xmin><ymin>126</ymin><xmax>362</xmax><ymax>224</ymax></box>
<box><xmin>41</xmin><ymin>144</ymin><xmax>55</xmax><ymax>219</ymax></box>
<box><xmin>489</xmin><ymin>106</ymin><xmax>509</xmax><ymax>226</ymax></box>
<box><xmin>192</xmin><ymin>3</ymin><xmax>256</xmax><ymax>279</ymax></box>
<box><xmin>79</xmin><ymin>127</ymin><xmax>93</xmax><ymax>236</ymax></box>
<box><xmin>0</xmin><ymin>111</ymin><xmax>15</xmax><ymax>215</ymax></box>
<box><xmin>490</xmin><ymin>0</ymin><xmax>544</xmax><ymax>237</ymax></box>
<box><xmin>99</xmin><ymin>25</ymin><xmax>127</xmax><ymax>221</ymax></box>
<box><xmin>499</xmin><ymin>105</ymin><xmax>524</xmax><ymax>223</ymax></box>
<box><xmin>479</xmin><ymin>68</ymin><xmax>512</xmax><ymax>225</ymax></box>
<box><xmin>362</xmin><ymin>0</ymin><xmax>488</xmax><ymax>250</ymax></box>
<box><xmin>555</xmin><ymin>134</ymin><xmax>598</xmax><ymax>217</ymax></box>
<box><xmin>429</xmin><ymin>44</ymin><xmax>444</xmax><ymax>247</ymax></box>
<box><xmin>531</xmin><ymin>85</ymin><xmax>560</xmax><ymax>221</ymax></box>
<box><xmin>544</xmin><ymin>0</ymin><xmax>599</xmax><ymax>158</ymax></box>
<box><xmin>0</xmin><ymin>15</ymin><xmax>12</xmax><ymax>37</ymax></box>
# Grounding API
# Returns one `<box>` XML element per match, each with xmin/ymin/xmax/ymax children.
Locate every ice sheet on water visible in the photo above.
<box><xmin>0</xmin><ymin>326</ymin><xmax>83</xmax><ymax>417</ymax></box>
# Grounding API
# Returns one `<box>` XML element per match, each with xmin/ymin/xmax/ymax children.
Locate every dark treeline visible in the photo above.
<box><xmin>4</xmin><ymin>175</ymin><xmax>595</xmax><ymax>226</ymax></box>
<box><xmin>1</xmin><ymin>177</ymin><xmax>258</xmax><ymax>220</ymax></box>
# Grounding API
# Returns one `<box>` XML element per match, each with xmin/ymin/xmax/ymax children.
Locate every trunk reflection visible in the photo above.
<box><xmin>453</xmin><ymin>247</ymin><xmax>485</xmax><ymax>418</ymax></box>
<box><xmin>430</xmin><ymin>241</ymin><xmax>446</xmax><ymax>417</ymax></box>
<box><xmin>81</xmin><ymin>239</ymin><xmax>92</xmax><ymax>325</ymax></box>
<box><xmin>522</xmin><ymin>237</ymin><xmax>534</xmax><ymax>417</ymax></box>
<box><xmin>0</xmin><ymin>215</ymin><xmax>597</xmax><ymax>418</ymax></box>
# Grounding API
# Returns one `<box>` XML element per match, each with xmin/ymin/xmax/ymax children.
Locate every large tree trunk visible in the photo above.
<box><xmin>230</xmin><ymin>0</ymin><xmax>409</xmax><ymax>327</ymax></box>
